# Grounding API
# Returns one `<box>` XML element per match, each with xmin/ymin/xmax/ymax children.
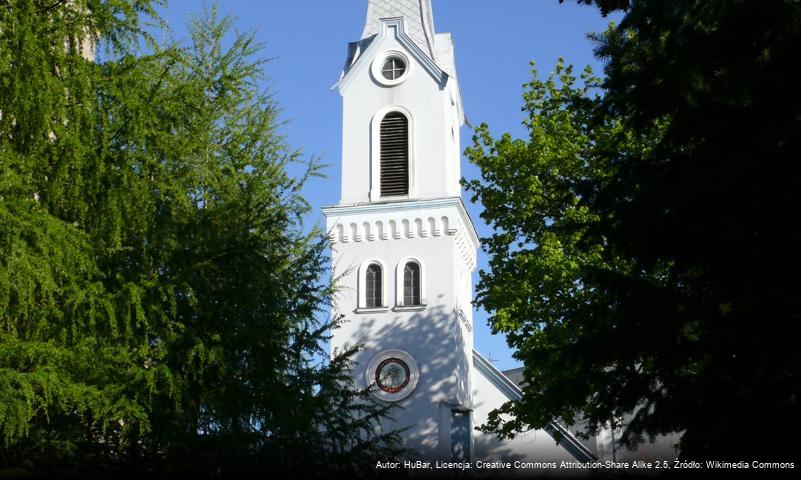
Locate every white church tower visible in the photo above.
<box><xmin>324</xmin><ymin>0</ymin><xmax>478</xmax><ymax>460</ymax></box>
<box><xmin>324</xmin><ymin>0</ymin><xmax>598</xmax><ymax>464</ymax></box>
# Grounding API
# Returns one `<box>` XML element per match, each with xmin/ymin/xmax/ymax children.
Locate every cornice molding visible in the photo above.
<box><xmin>324</xmin><ymin>197</ymin><xmax>478</xmax><ymax>271</ymax></box>
<box><xmin>323</xmin><ymin>197</ymin><xmax>478</xmax><ymax>247</ymax></box>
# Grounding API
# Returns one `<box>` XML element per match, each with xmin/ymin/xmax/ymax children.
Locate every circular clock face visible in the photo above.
<box><xmin>375</xmin><ymin>358</ymin><xmax>410</xmax><ymax>393</ymax></box>
<box><xmin>366</xmin><ymin>349</ymin><xmax>419</xmax><ymax>402</ymax></box>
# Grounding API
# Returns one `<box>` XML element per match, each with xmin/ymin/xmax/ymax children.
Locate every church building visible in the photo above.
<box><xmin>324</xmin><ymin>0</ymin><xmax>601</xmax><ymax>463</ymax></box>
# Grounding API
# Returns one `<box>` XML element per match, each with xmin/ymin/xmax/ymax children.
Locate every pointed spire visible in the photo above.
<box><xmin>361</xmin><ymin>0</ymin><xmax>436</xmax><ymax>58</ymax></box>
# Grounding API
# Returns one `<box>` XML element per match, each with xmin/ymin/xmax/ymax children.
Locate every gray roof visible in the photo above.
<box><xmin>362</xmin><ymin>0</ymin><xmax>436</xmax><ymax>59</ymax></box>
<box><xmin>502</xmin><ymin>367</ymin><xmax>525</xmax><ymax>388</ymax></box>
<box><xmin>338</xmin><ymin>1</ymin><xmax>465</xmax><ymax>126</ymax></box>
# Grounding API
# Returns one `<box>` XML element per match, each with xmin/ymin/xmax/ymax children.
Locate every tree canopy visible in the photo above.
<box><xmin>1</xmin><ymin>1</ymin><xmax>401</xmax><ymax>475</ymax></box>
<box><xmin>466</xmin><ymin>0</ymin><xmax>800</xmax><ymax>458</ymax></box>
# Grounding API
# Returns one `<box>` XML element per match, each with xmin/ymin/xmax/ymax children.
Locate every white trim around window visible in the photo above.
<box><xmin>369</xmin><ymin>105</ymin><xmax>415</xmax><ymax>202</ymax></box>
<box><xmin>357</xmin><ymin>258</ymin><xmax>389</xmax><ymax>312</ymax></box>
<box><xmin>370</xmin><ymin>49</ymin><xmax>412</xmax><ymax>87</ymax></box>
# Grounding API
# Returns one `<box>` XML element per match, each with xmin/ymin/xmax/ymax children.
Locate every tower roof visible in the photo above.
<box><xmin>361</xmin><ymin>0</ymin><xmax>436</xmax><ymax>59</ymax></box>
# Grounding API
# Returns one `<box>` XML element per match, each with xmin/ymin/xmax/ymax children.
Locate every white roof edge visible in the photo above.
<box><xmin>472</xmin><ymin>350</ymin><xmax>597</xmax><ymax>462</ymax></box>
<box><xmin>420</xmin><ymin>0</ymin><xmax>436</xmax><ymax>56</ymax></box>
<box><xmin>335</xmin><ymin>17</ymin><xmax>447</xmax><ymax>94</ymax></box>
<box><xmin>433</xmin><ymin>33</ymin><xmax>465</xmax><ymax>126</ymax></box>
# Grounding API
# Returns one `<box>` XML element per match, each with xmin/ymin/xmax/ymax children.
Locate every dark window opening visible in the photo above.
<box><xmin>366</xmin><ymin>263</ymin><xmax>382</xmax><ymax>308</ymax></box>
<box><xmin>380</xmin><ymin>112</ymin><xmax>409</xmax><ymax>197</ymax></box>
<box><xmin>403</xmin><ymin>262</ymin><xmax>421</xmax><ymax>306</ymax></box>
<box><xmin>381</xmin><ymin>57</ymin><xmax>406</xmax><ymax>80</ymax></box>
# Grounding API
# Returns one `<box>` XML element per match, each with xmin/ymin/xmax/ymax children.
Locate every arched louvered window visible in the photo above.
<box><xmin>403</xmin><ymin>262</ymin><xmax>421</xmax><ymax>306</ymax></box>
<box><xmin>380</xmin><ymin>112</ymin><xmax>409</xmax><ymax>197</ymax></box>
<box><xmin>366</xmin><ymin>263</ymin><xmax>382</xmax><ymax>308</ymax></box>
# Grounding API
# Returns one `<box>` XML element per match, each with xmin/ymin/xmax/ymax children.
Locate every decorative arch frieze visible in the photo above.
<box><xmin>327</xmin><ymin>213</ymin><xmax>476</xmax><ymax>271</ymax></box>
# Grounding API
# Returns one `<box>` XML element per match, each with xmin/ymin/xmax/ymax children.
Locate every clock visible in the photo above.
<box><xmin>366</xmin><ymin>349</ymin><xmax>419</xmax><ymax>402</ymax></box>
<box><xmin>375</xmin><ymin>358</ymin><xmax>410</xmax><ymax>393</ymax></box>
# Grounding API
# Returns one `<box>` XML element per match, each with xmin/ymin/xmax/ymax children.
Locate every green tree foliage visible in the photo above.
<box><xmin>1</xmin><ymin>1</ymin><xmax>401</xmax><ymax>475</ymax></box>
<box><xmin>465</xmin><ymin>0</ymin><xmax>800</xmax><ymax>459</ymax></box>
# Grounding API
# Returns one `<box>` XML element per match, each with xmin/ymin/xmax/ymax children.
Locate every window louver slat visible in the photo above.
<box><xmin>380</xmin><ymin>112</ymin><xmax>409</xmax><ymax>197</ymax></box>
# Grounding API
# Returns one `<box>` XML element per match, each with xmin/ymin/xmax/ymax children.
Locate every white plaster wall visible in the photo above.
<box><xmin>326</xmin><ymin>200</ymin><xmax>476</xmax><ymax>459</ymax></box>
<box><xmin>595</xmin><ymin>416</ymin><xmax>681</xmax><ymax>462</ymax></box>
<box><xmin>471</xmin><ymin>368</ymin><xmax>579</xmax><ymax>464</ymax></box>
<box><xmin>330</xmin><ymin>7</ymin><xmax>473</xmax><ymax>461</ymax></box>
<box><xmin>339</xmin><ymin>33</ymin><xmax>461</xmax><ymax>204</ymax></box>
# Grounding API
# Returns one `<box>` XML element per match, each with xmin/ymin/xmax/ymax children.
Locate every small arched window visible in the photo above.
<box><xmin>380</xmin><ymin>112</ymin><xmax>409</xmax><ymax>197</ymax></box>
<box><xmin>366</xmin><ymin>263</ymin><xmax>383</xmax><ymax>308</ymax></box>
<box><xmin>403</xmin><ymin>262</ymin><xmax>421</xmax><ymax>306</ymax></box>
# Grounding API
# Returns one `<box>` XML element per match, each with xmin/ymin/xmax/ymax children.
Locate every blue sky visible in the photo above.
<box><xmin>159</xmin><ymin>1</ymin><xmax>619</xmax><ymax>371</ymax></box>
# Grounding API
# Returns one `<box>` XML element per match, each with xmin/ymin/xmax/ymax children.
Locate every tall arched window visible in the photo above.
<box><xmin>366</xmin><ymin>263</ymin><xmax>383</xmax><ymax>308</ymax></box>
<box><xmin>380</xmin><ymin>111</ymin><xmax>409</xmax><ymax>197</ymax></box>
<box><xmin>403</xmin><ymin>261</ymin><xmax>421</xmax><ymax>306</ymax></box>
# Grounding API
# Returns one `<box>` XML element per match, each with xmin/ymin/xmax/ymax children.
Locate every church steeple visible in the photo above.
<box><xmin>361</xmin><ymin>0</ymin><xmax>436</xmax><ymax>59</ymax></box>
<box><xmin>334</xmin><ymin>0</ymin><xmax>464</xmax><ymax>205</ymax></box>
<box><xmin>324</xmin><ymin>0</ymin><xmax>479</xmax><ymax>461</ymax></box>
<box><xmin>324</xmin><ymin>2</ymin><xmax>608</xmax><ymax>465</ymax></box>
